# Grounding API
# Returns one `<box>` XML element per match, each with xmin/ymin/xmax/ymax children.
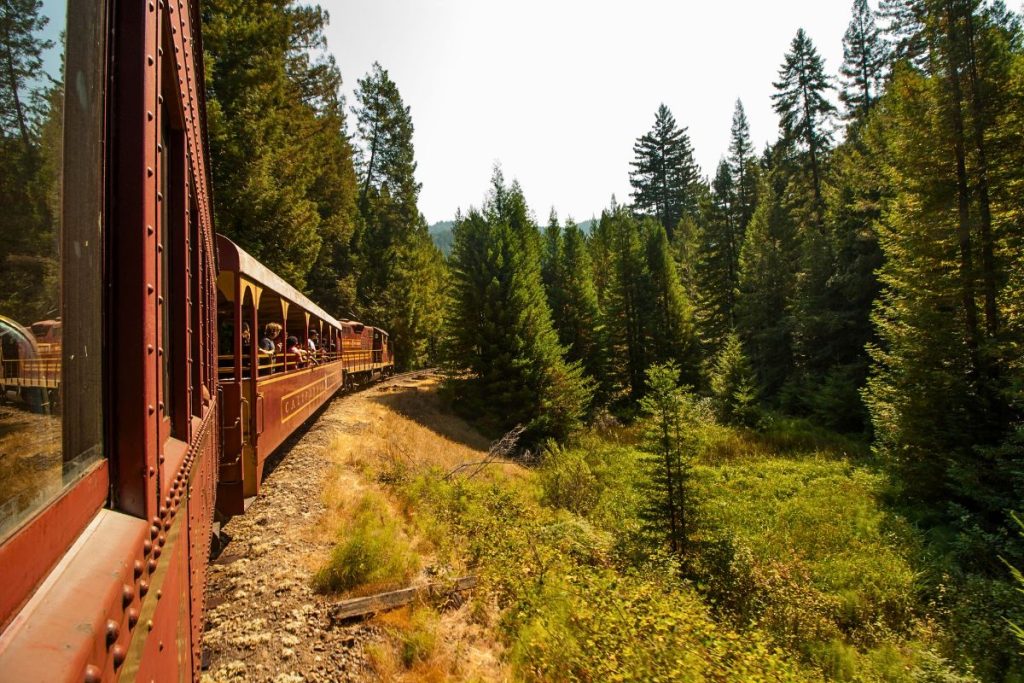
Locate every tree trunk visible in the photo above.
<box><xmin>2</xmin><ymin>39</ymin><xmax>31</xmax><ymax>153</ymax></box>
<box><xmin>942</xmin><ymin>7</ymin><xmax>982</xmax><ymax>379</ymax></box>
<box><xmin>963</xmin><ymin>8</ymin><xmax>999</xmax><ymax>336</ymax></box>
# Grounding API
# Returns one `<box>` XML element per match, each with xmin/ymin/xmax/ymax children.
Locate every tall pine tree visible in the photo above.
<box><xmin>629</xmin><ymin>104</ymin><xmax>701</xmax><ymax>239</ymax></box>
<box><xmin>840</xmin><ymin>0</ymin><xmax>890</xmax><ymax>120</ymax></box>
<box><xmin>447</xmin><ymin>169</ymin><xmax>592</xmax><ymax>444</ymax></box>
<box><xmin>350</xmin><ymin>63</ymin><xmax>445</xmax><ymax>368</ymax></box>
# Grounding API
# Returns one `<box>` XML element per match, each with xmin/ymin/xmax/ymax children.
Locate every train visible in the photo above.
<box><xmin>0</xmin><ymin>0</ymin><xmax>392</xmax><ymax>680</ymax></box>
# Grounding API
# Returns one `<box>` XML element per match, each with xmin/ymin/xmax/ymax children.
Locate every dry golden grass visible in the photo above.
<box><xmin>366</xmin><ymin>603</ymin><xmax>509</xmax><ymax>683</ymax></box>
<box><xmin>313</xmin><ymin>375</ymin><xmax>513</xmax><ymax>681</ymax></box>
<box><xmin>0</xmin><ymin>404</ymin><xmax>62</xmax><ymax>537</ymax></box>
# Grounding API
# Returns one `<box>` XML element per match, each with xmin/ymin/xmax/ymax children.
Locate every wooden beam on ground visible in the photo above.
<box><xmin>330</xmin><ymin>575</ymin><xmax>477</xmax><ymax>622</ymax></box>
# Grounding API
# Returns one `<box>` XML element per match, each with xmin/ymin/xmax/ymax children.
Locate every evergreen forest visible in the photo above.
<box><xmin>2</xmin><ymin>0</ymin><xmax>1024</xmax><ymax>679</ymax></box>
<box><xmin>196</xmin><ymin>0</ymin><xmax>1024</xmax><ymax>679</ymax></box>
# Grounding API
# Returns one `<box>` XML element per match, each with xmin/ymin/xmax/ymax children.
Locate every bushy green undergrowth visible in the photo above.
<box><xmin>363</xmin><ymin>407</ymin><xmax>1019</xmax><ymax>681</ymax></box>
<box><xmin>536</xmin><ymin>423</ymin><xmax>999</xmax><ymax>682</ymax></box>
<box><xmin>397</xmin><ymin>470</ymin><xmax>806</xmax><ymax>681</ymax></box>
<box><xmin>313</xmin><ymin>492</ymin><xmax>418</xmax><ymax>594</ymax></box>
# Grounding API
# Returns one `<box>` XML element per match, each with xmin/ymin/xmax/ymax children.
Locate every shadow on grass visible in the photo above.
<box><xmin>368</xmin><ymin>380</ymin><xmax>492</xmax><ymax>454</ymax></box>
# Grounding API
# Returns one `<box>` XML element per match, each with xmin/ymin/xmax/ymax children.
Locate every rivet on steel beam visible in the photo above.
<box><xmin>83</xmin><ymin>664</ymin><xmax>102</xmax><ymax>683</ymax></box>
<box><xmin>158</xmin><ymin>47</ymin><xmax>163</xmax><ymax>58</ymax></box>
<box><xmin>158</xmin><ymin>402</ymin><xmax>165</xmax><ymax>414</ymax></box>
<box><xmin>148</xmin><ymin>1</ymin><xmax>154</xmax><ymax>11</ymax></box>
<box><xmin>150</xmin><ymin>524</ymin><xmax>160</xmax><ymax>539</ymax></box>
<box><xmin>158</xmin><ymin>192</ymin><xmax>163</xmax><ymax>202</ymax></box>
<box><xmin>163</xmin><ymin>518</ymin><xmax>172</xmax><ymax>530</ymax></box>
<box><xmin>121</xmin><ymin>584</ymin><xmax>134</xmax><ymax>607</ymax></box>
<box><xmin>147</xmin><ymin>110</ymin><xmax>154</xmax><ymax>121</ymax></box>
<box><xmin>147</xmin><ymin>344</ymin><xmax>154</xmax><ymax>354</ymax></box>
<box><xmin>158</xmin><ymin>0</ymin><xmax>164</xmax><ymax>8</ymax></box>
<box><xmin>147</xmin><ymin>55</ymin><xmax>154</xmax><ymax>66</ymax></box>
<box><xmin>159</xmin><ymin>506</ymin><xmax>167</xmax><ymax>518</ymax></box>
<box><xmin>156</xmin><ymin>589</ymin><xmax>163</xmax><ymax>600</ymax></box>
<box><xmin>127</xmin><ymin>608</ymin><xmax>139</xmax><ymax>629</ymax></box>
<box><xmin>158</xmin><ymin>533</ymin><xmax>166</xmax><ymax>546</ymax></box>
<box><xmin>153</xmin><ymin>545</ymin><xmax>162</xmax><ymax>559</ymax></box>
<box><xmin>133</xmin><ymin>560</ymin><xmax>144</xmax><ymax>578</ymax></box>
<box><xmin>146</xmin><ymin>166</ymin><xmax>154</xmax><ymax>177</ymax></box>
<box><xmin>158</xmin><ymin>347</ymin><xmax>163</xmax><ymax>356</ymax></box>
<box><xmin>105</xmin><ymin>619</ymin><xmax>119</xmax><ymax>646</ymax></box>
<box><xmin>143</xmin><ymin>539</ymin><xmax>153</xmax><ymax>555</ymax></box>
<box><xmin>158</xmin><ymin>94</ymin><xmax>164</xmax><ymax>104</ymax></box>
<box><xmin>112</xmin><ymin>645</ymin><xmax>126</xmax><ymax>669</ymax></box>
<box><xmin>139</xmin><ymin>580</ymin><xmax>149</xmax><ymax>597</ymax></box>
<box><xmin>148</xmin><ymin>559</ymin><xmax>157</xmax><ymax>573</ymax></box>
<box><xmin>147</xmin><ymin>224</ymin><xmax>154</xmax><ymax>234</ymax></box>
<box><xmin>159</xmin><ymin>455</ymin><xmax>165</xmax><ymax>465</ymax></box>
<box><xmin>148</xmin><ymin>466</ymin><xmax>155</xmax><ymax>477</ymax></box>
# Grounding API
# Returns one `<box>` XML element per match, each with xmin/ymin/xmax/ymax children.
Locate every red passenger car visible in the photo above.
<box><xmin>0</xmin><ymin>0</ymin><xmax>219</xmax><ymax>679</ymax></box>
<box><xmin>216</xmin><ymin>235</ymin><xmax>349</xmax><ymax>515</ymax></box>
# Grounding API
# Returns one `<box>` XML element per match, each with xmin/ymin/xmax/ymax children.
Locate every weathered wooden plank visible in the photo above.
<box><xmin>330</xmin><ymin>575</ymin><xmax>477</xmax><ymax>621</ymax></box>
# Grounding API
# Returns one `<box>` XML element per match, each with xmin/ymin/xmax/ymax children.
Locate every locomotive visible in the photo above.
<box><xmin>0</xmin><ymin>0</ymin><xmax>391</xmax><ymax>679</ymax></box>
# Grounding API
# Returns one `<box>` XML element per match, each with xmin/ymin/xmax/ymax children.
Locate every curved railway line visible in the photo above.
<box><xmin>202</xmin><ymin>370</ymin><xmax>440</xmax><ymax>683</ymax></box>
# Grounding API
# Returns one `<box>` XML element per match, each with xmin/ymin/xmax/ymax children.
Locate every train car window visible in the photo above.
<box><xmin>0</xmin><ymin>0</ymin><xmax>107</xmax><ymax>542</ymax></box>
<box><xmin>160</xmin><ymin>24</ymin><xmax>187</xmax><ymax>437</ymax></box>
<box><xmin>189</xmin><ymin>190</ymin><xmax>202</xmax><ymax>415</ymax></box>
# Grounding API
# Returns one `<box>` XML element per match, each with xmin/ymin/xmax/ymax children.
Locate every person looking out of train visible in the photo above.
<box><xmin>286</xmin><ymin>335</ymin><xmax>308</xmax><ymax>367</ymax></box>
<box><xmin>260</xmin><ymin>322</ymin><xmax>281</xmax><ymax>372</ymax></box>
<box><xmin>308</xmin><ymin>330</ymin><xmax>321</xmax><ymax>361</ymax></box>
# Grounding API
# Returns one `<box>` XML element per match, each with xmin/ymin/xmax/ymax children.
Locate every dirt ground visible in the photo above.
<box><xmin>201</xmin><ymin>373</ymin><xmax>508</xmax><ymax>683</ymax></box>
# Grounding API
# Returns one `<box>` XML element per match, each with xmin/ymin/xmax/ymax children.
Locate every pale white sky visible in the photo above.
<box><xmin>322</xmin><ymin>0</ymin><xmax>855</xmax><ymax>225</ymax></box>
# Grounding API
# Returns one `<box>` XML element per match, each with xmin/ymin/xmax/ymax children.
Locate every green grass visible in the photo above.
<box><xmin>312</xmin><ymin>491</ymin><xmax>418</xmax><ymax>594</ymax></box>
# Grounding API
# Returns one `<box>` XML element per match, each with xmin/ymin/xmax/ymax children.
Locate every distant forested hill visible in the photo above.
<box><xmin>431</xmin><ymin>218</ymin><xmax>594</xmax><ymax>256</ymax></box>
<box><xmin>429</xmin><ymin>220</ymin><xmax>455</xmax><ymax>255</ymax></box>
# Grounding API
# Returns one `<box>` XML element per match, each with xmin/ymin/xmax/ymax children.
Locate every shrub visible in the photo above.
<box><xmin>538</xmin><ymin>446</ymin><xmax>599</xmax><ymax>516</ymax></box>
<box><xmin>312</xmin><ymin>492</ymin><xmax>418</xmax><ymax>594</ymax></box>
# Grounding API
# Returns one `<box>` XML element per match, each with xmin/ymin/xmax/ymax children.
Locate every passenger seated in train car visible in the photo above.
<box><xmin>286</xmin><ymin>335</ymin><xmax>309</xmax><ymax>367</ymax></box>
<box><xmin>260</xmin><ymin>322</ymin><xmax>282</xmax><ymax>372</ymax></box>
<box><xmin>241</xmin><ymin>322</ymin><xmax>253</xmax><ymax>354</ymax></box>
<box><xmin>308</xmin><ymin>329</ymin><xmax>319</xmax><ymax>355</ymax></box>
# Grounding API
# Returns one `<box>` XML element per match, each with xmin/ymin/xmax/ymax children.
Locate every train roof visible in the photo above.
<box><xmin>216</xmin><ymin>234</ymin><xmax>343</xmax><ymax>329</ymax></box>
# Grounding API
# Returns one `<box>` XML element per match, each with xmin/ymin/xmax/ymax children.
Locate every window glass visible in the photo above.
<box><xmin>0</xmin><ymin>0</ymin><xmax>106</xmax><ymax>541</ymax></box>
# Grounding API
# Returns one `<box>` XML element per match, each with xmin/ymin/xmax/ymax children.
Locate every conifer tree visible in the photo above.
<box><xmin>639</xmin><ymin>362</ymin><xmax>696</xmax><ymax>556</ymax></box>
<box><xmin>447</xmin><ymin>170</ymin><xmax>592</xmax><ymax>445</ymax></box>
<box><xmin>772</xmin><ymin>29</ymin><xmax>836</xmax><ymax>221</ymax></box>
<box><xmin>727</xmin><ymin>99</ymin><xmax>759</xmax><ymax>230</ymax></box>
<box><xmin>629</xmin><ymin>104</ymin><xmax>701</xmax><ymax>239</ymax></box>
<box><xmin>877</xmin><ymin>0</ymin><xmax>927</xmax><ymax>68</ymax></box>
<box><xmin>603</xmin><ymin>206</ymin><xmax>651</xmax><ymax>398</ymax></box>
<box><xmin>541</xmin><ymin>209</ymin><xmax>564</xmax><ymax>319</ymax></box>
<box><xmin>645</xmin><ymin>221</ymin><xmax>701</xmax><ymax>387</ymax></box>
<box><xmin>0</xmin><ymin>0</ymin><xmax>58</xmax><ymax>322</ymax></box>
<box><xmin>559</xmin><ymin>220</ymin><xmax>611</xmax><ymax>400</ymax></box>
<box><xmin>697</xmin><ymin>161</ymin><xmax>741</xmax><ymax>353</ymax></box>
<box><xmin>840</xmin><ymin>0</ymin><xmax>890</xmax><ymax>120</ymax></box>
<box><xmin>204</xmin><ymin>0</ymin><xmax>338</xmax><ymax>287</ymax></box>
<box><xmin>350</xmin><ymin>62</ymin><xmax>444</xmax><ymax>368</ymax></box>
<box><xmin>709</xmin><ymin>333</ymin><xmax>759</xmax><ymax>427</ymax></box>
<box><xmin>736</xmin><ymin>172</ymin><xmax>798</xmax><ymax>396</ymax></box>
<box><xmin>866</xmin><ymin>4</ymin><xmax>1024</xmax><ymax>528</ymax></box>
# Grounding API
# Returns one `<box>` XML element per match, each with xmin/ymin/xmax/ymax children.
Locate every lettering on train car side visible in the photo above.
<box><xmin>280</xmin><ymin>368</ymin><xmax>343</xmax><ymax>422</ymax></box>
